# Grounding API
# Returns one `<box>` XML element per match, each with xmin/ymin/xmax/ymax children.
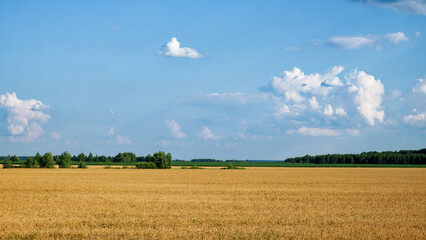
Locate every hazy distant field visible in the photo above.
<box><xmin>0</xmin><ymin>168</ymin><xmax>424</xmax><ymax>239</ymax></box>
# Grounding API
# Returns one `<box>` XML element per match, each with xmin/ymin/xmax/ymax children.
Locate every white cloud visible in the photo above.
<box><xmin>329</xmin><ymin>36</ymin><xmax>378</xmax><ymax>49</ymax></box>
<box><xmin>165</xmin><ymin>119</ymin><xmax>186</xmax><ymax>139</ymax></box>
<box><xmin>275</xmin><ymin>103</ymin><xmax>292</xmax><ymax>116</ymax></box>
<box><xmin>309</xmin><ymin>96</ymin><xmax>320</xmax><ymax>110</ymax></box>
<box><xmin>158</xmin><ymin>37</ymin><xmax>203</xmax><ymax>58</ymax></box>
<box><xmin>329</xmin><ymin>32</ymin><xmax>409</xmax><ymax>49</ymax></box>
<box><xmin>416</xmin><ymin>31</ymin><xmax>421</xmax><ymax>37</ymax></box>
<box><xmin>51</xmin><ymin>132</ymin><xmax>61</xmax><ymax>140</ymax></box>
<box><xmin>384</xmin><ymin>32</ymin><xmax>409</xmax><ymax>43</ymax></box>
<box><xmin>352</xmin><ymin>0</ymin><xmax>426</xmax><ymax>16</ymax></box>
<box><xmin>402</xmin><ymin>113</ymin><xmax>426</xmax><ymax>127</ymax></box>
<box><xmin>116</xmin><ymin>135</ymin><xmax>131</xmax><ymax>145</ymax></box>
<box><xmin>347</xmin><ymin>70</ymin><xmax>385</xmax><ymax>126</ymax></box>
<box><xmin>108</xmin><ymin>126</ymin><xmax>115</xmax><ymax>136</ymax></box>
<box><xmin>0</xmin><ymin>92</ymin><xmax>50</xmax><ymax>142</ymax></box>
<box><xmin>198</xmin><ymin>126</ymin><xmax>219</xmax><ymax>140</ymax></box>
<box><xmin>412</xmin><ymin>77</ymin><xmax>426</xmax><ymax>94</ymax></box>
<box><xmin>109</xmin><ymin>110</ymin><xmax>115</xmax><ymax>115</ymax></box>
<box><xmin>284</xmin><ymin>46</ymin><xmax>302</xmax><ymax>51</ymax></box>
<box><xmin>270</xmin><ymin>66</ymin><xmax>344</xmax><ymax>103</ymax></box>
<box><xmin>335</xmin><ymin>107</ymin><xmax>348</xmax><ymax>116</ymax></box>
<box><xmin>323</xmin><ymin>104</ymin><xmax>334</xmax><ymax>116</ymax></box>
<box><xmin>287</xmin><ymin>126</ymin><xmax>340</xmax><ymax>136</ymax></box>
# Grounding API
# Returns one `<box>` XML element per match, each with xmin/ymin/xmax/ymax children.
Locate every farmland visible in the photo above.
<box><xmin>0</xmin><ymin>167</ymin><xmax>425</xmax><ymax>239</ymax></box>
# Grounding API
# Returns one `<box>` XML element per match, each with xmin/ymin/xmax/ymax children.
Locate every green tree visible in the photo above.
<box><xmin>77</xmin><ymin>153</ymin><xmax>86</xmax><ymax>163</ymax></box>
<box><xmin>58</xmin><ymin>151</ymin><xmax>72</xmax><ymax>168</ymax></box>
<box><xmin>3</xmin><ymin>155</ymin><xmax>13</xmax><ymax>168</ymax></box>
<box><xmin>153</xmin><ymin>151</ymin><xmax>171</xmax><ymax>169</ymax></box>
<box><xmin>25</xmin><ymin>156</ymin><xmax>39</xmax><ymax>168</ymax></box>
<box><xmin>11</xmin><ymin>155</ymin><xmax>20</xmax><ymax>163</ymax></box>
<box><xmin>87</xmin><ymin>153</ymin><xmax>94</xmax><ymax>162</ymax></box>
<box><xmin>42</xmin><ymin>152</ymin><xmax>55</xmax><ymax>168</ymax></box>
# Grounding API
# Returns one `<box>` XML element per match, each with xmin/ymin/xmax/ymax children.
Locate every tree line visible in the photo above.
<box><xmin>2</xmin><ymin>151</ymin><xmax>172</xmax><ymax>169</ymax></box>
<box><xmin>284</xmin><ymin>149</ymin><xmax>426</xmax><ymax>165</ymax></box>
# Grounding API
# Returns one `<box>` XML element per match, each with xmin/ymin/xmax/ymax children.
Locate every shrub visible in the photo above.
<box><xmin>224</xmin><ymin>163</ymin><xmax>245</xmax><ymax>170</ymax></box>
<box><xmin>135</xmin><ymin>162</ymin><xmax>157</xmax><ymax>169</ymax></box>
<box><xmin>78</xmin><ymin>161</ymin><xmax>88</xmax><ymax>169</ymax></box>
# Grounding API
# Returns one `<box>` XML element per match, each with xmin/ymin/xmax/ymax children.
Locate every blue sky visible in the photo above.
<box><xmin>1</xmin><ymin>0</ymin><xmax>425</xmax><ymax>159</ymax></box>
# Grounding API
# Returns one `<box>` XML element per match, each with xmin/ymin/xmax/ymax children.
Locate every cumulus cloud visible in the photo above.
<box><xmin>412</xmin><ymin>77</ymin><xmax>426</xmax><ymax>94</ymax></box>
<box><xmin>165</xmin><ymin>119</ymin><xmax>186</xmax><ymax>139</ymax></box>
<box><xmin>329</xmin><ymin>32</ymin><xmax>409</xmax><ymax>49</ymax></box>
<box><xmin>159</xmin><ymin>37</ymin><xmax>203</xmax><ymax>58</ymax></box>
<box><xmin>351</xmin><ymin>0</ymin><xmax>426</xmax><ymax>16</ymax></box>
<box><xmin>0</xmin><ymin>92</ymin><xmax>50</xmax><ymax>142</ymax></box>
<box><xmin>309</xmin><ymin>96</ymin><xmax>320</xmax><ymax>110</ymax></box>
<box><xmin>198</xmin><ymin>126</ymin><xmax>219</xmax><ymax>140</ymax></box>
<box><xmin>269</xmin><ymin>66</ymin><xmax>344</xmax><ymax>103</ymax></box>
<box><xmin>323</xmin><ymin>104</ymin><xmax>334</xmax><ymax>116</ymax></box>
<box><xmin>347</xmin><ymin>70</ymin><xmax>385</xmax><ymax>126</ymax></box>
<box><xmin>287</xmin><ymin>126</ymin><xmax>340</xmax><ymax>136</ymax></box>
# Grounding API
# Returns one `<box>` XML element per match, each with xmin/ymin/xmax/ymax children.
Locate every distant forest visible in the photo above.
<box><xmin>1</xmin><ymin>149</ymin><xmax>425</xmax><ymax>166</ymax></box>
<box><xmin>284</xmin><ymin>149</ymin><xmax>426</xmax><ymax>165</ymax></box>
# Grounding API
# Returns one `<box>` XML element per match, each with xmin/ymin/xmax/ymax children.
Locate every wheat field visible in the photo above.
<box><xmin>0</xmin><ymin>167</ymin><xmax>424</xmax><ymax>239</ymax></box>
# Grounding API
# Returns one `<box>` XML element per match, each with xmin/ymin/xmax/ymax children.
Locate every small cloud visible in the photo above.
<box><xmin>109</xmin><ymin>110</ymin><xmax>115</xmax><ymax>115</ymax></box>
<box><xmin>284</xmin><ymin>46</ymin><xmax>302</xmax><ymax>51</ymax></box>
<box><xmin>51</xmin><ymin>132</ymin><xmax>61</xmax><ymax>141</ymax></box>
<box><xmin>158</xmin><ymin>139</ymin><xmax>170</xmax><ymax>147</ymax></box>
<box><xmin>329</xmin><ymin>36</ymin><xmax>378</xmax><ymax>49</ymax></box>
<box><xmin>323</xmin><ymin>104</ymin><xmax>334</xmax><ymax>116</ymax></box>
<box><xmin>116</xmin><ymin>135</ymin><xmax>131</xmax><ymax>145</ymax></box>
<box><xmin>416</xmin><ymin>31</ymin><xmax>421</xmax><ymax>38</ymax></box>
<box><xmin>165</xmin><ymin>119</ymin><xmax>186</xmax><ymax>139</ymax></box>
<box><xmin>335</xmin><ymin>107</ymin><xmax>348</xmax><ymax>116</ymax></box>
<box><xmin>158</xmin><ymin>37</ymin><xmax>203</xmax><ymax>58</ymax></box>
<box><xmin>385</xmin><ymin>90</ymin><xmax>402</xmax><ymax>100</ymax></box>
<box><xmin>384</xmin><ymin>32</ymin><xmax>409</xmax><ymax>43</ymax></box>
<box><xmin>108</xmin><ymin>126</ymin><xmax>115</xmax><ymax>136</ymax></box>
<box><xmin>412</xmin><ymin>76</ymin><xmax>426</xmax><ymax>94</ymax></box>
<box><xmin>287</xmin><ymin>126</ymin><xmax>340</xmax><ymax>136</ymax></box>
<box><xmin>402</xmin><ymin>112</ymin><xmax>426</xmax><ymax>127</ymax></box>
<box><xmin>198</xmin><ymin>126</ymin><xmax>219</xmax><ymax>140</ymax></box>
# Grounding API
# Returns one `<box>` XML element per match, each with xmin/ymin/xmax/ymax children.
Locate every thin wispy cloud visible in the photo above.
<box><xmin>328</xmin><ymin>32</ymin><xmax>408</xmax><ymax>49</ymax></box>
<box><xmin>159</xmin><ymin>37</ymin><xmax>203</xmax><ymax>58</ymax></box>
<box><xmin>351</xmin><ymin>0</ymin><xmax>426</xmax><ymax>16</ymax></box>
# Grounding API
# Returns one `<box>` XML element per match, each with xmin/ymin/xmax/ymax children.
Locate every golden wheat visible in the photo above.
<box><xmin>0</xmin><ymin>167</ymin><xmax>424</xmax><ymax>239</ymax></box>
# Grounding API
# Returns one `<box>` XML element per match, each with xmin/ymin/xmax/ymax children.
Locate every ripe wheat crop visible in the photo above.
<box><xmin>0</xmin><ymin>167</ymin><xmax>424</xmax><ymax>239</ymax></box>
